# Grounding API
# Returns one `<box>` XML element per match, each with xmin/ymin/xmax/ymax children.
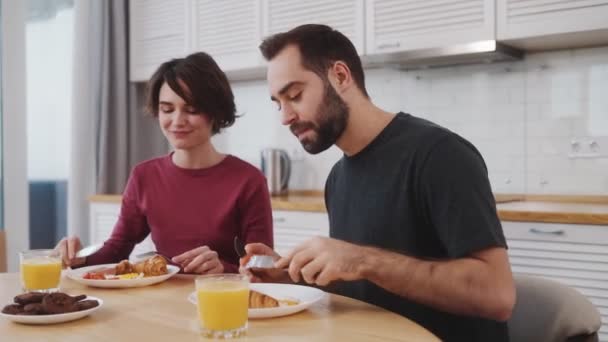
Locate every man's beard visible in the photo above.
<box><xmin>289</xmin><ymin>83</ymin><xmax>349</xmax><ymax>154</ymax></box>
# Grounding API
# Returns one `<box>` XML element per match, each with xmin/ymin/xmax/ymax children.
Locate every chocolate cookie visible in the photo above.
<box><xmin>75</xmin><ymin>300</ymin><xmax>99</xmax><ymax>311</ymax></box>
<box><xmin>41</xmin><ymin>293</ymin><xmax>77</xmax><ymax>314</ymax></box>
<box><xmin>14</xmin><ymin>292</ymin><xmax>46</xmax><ymax>305</ymax></box>
<box><xmin>23</xmin><ymin>303</ymin><xmax>46</xmax><ymax>315</ymax></box>
<box><xmin>2</xmin><ymin>304</ymin><xmax>24</xmax><ymax>315</ymax></box>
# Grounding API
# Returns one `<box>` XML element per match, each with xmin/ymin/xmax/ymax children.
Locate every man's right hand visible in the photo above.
<box><xmin>55</xmin><ymin>236</ymin><xmax>86</xmax><ymax>268</ymax></box>
<box><xmin>239</xmin><ymin>243</ymin><xmax>290</xmax><ymax>283</ymax></box>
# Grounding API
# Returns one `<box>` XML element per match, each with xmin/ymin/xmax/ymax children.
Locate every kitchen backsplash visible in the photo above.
<box><xmin>212</xmin><ymin>46</ymin><xmax>608</xmax><ymax>195</ymax></box>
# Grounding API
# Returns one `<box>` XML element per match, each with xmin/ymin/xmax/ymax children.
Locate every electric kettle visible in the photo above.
<box><xmin>260</xmin><ymin>148</ymin><xmax>291</xmax><ymax>195</ymax></box>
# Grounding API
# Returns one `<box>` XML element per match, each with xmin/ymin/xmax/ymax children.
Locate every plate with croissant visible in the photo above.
<box><xmin>1</xmin><ymin>292</ymin><xmax>102</xmax><ymax>325</ymax></box>
<box><xmin>67</xmin><ymin>255</ymin><xmax>179</xmax><ymax>288</ymax></box>
<box><xmin>188</xmin><ymin>283</ymin><xmax>326</xmax><ymax>319</ymax></box>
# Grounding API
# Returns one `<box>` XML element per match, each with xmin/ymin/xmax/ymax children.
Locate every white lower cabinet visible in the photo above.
<box><xmin>89</xmin><ymin>202</ymin><xmax>155</xmax><ymax>257</ymax></box>
<box><xmin>272</xmin><ymin>210</ymin><xmax>330</xmax><ymax>256</ymax></box>
<box><xmin>503</xmin><ymin>221</ymin><xmax>608</xmax><ymax>341</ymax></box>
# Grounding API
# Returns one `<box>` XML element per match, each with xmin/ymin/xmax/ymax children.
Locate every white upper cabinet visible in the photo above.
<box><xmin>497</xmin><ymin>0</ymin><xmax>608</xmax><ymax>49</ymax></box>
<box><xmin>193</xmin><ymin>0</ymin><xmax>264</xmax><ymax>72</ymax></box>
<box><xmin>262</xmin><ymin>0</ymin><xmax>365</xmax><ymax>55</ymax></box>
<box><xmin>366</xmin><ymin>0</ymin><xmax>495</xmax><ymax>54</ymax></box>
<box><xmin>129</xmin><ymin>0</ymin><xmax>191</xmax><ymax>82</ymax></box>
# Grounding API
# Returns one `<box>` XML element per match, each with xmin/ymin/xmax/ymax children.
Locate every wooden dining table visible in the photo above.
<box><xmin>0</xmin><ymin>272</ymin><xmax>439</xmax><ymax>341</ymax></box>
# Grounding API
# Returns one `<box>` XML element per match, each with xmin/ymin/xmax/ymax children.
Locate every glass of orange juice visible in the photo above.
<box><xmin>195</xmin><ymin>274</ymin><xmax>249</xmax><ymax>338</ymax></box>
<box><xmin>20</xmin><ymin>249</ymin><xmax>62</xmax><ymax>293</ymax></box>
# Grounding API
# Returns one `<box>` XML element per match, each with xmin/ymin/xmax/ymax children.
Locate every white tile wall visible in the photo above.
<box><xmin>215</xmin><ymin>46</ymin><xmax>608</xmax><ymax>195</ymax></box>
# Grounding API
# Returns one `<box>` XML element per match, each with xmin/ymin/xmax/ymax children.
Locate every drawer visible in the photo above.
<box><xmin>272</xmin><ymin>210</ymin><xmax>329</xmax><ymax>231</ymax></box>
<box><xmin>273</xmin><ymin>210</ymin><xmax>330</xmax><ymax>255</ymax></box>
<box><xmin>502</xmin><ymin>221</ymin><xmax>608</xmax><ymax>245</ymax></box>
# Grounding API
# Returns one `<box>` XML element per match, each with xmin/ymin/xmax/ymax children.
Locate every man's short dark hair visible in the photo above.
<box><xmin>145</xmin><ymin>52</ymin><xmax>236</xmax><ymax>134</ymax></box>
<box><xmin>259</xmin><ymin>24</ymin><xmax>368</xmax><ymax>98</ymax></box>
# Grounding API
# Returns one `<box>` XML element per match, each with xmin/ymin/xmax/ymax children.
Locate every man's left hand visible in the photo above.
<box><xmin>274</xmin><ymin>237</ymin><xmax>365</xmax><ymax>286</ymax></box>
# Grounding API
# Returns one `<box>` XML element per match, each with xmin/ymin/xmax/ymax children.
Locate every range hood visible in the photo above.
<box><xmin>362</xmin><ymin>40</ymin><xmax>523</xmax><ymax>70</ymax></box>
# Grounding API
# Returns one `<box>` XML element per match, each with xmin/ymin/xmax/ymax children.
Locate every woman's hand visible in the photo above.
<box><xmin>172</xmin><ymin>246</ymin><xmax>224</xmax><ymax>274</ymax></box>
<box><xmin>55</xmin><ymin>236</ymin><xmax>86</xmax><ymax>268</ymax></box>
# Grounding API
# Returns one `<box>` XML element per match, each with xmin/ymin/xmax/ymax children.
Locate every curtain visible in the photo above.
<box><xmin>69</xmin><ymin>0</ymin><xmax>168</xmax><ymax>244</ymax></box>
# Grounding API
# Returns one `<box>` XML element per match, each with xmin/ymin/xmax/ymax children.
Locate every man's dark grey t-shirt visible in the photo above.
<box><xmin>325</xmin><ymin>113</ymin><xmax>508</xmax><ymax>342</ymax></box>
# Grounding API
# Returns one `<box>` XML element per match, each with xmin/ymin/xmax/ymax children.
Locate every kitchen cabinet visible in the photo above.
<box><xmin>89</xmin><ymin>202</ymin><xmax>155</xmax><ymax>257</ymax></box>
<box><xmin>497</xmin><ymin>0</ymin><xmax>608</xmax><ymax>50</ymax></box>
<box><xmin>272</xmin><ymin>210</ymin><xmax>330</xmax><ymax>256</ymax></box>
<box><xmin>503</xmin><ymin>221</ymin><xmax>608</xmax><ymax>341</ymax></box>
<box><xmin>193</xmin><ymin>0</ymin><xmax>264</xmax><ymax>72</ymax></box>
<box><xmin>365</xmin><ymin>0</ymin><xmax>495</xmax><ymax>54</ymax></box>
<box><xmin>263</xmin><ymin>0</ymin><xmax>365</xmax><ymax>54</ymax></box>
<box><xmin>129</xmin><ymin>0</ymin><xmax>191</xmax><ymax>82</ymax></box>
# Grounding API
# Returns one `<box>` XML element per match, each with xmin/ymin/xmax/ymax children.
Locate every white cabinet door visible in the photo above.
<box><xmin>89</xmin><ymin>202</ymin><xmax>155</xmax><ymax>258</ymax></box>
<box><xmin>497</xmin><ymin>0</ymin><xmax>608</xmax><ymax>41</ymax></box>
<box><xmin>262</xmin><ymin>0</ymin><xmax>365</xmax><ymax>55</ymax></box>
<box><xmin>129</xmin><ymin>0</ymin><xmax>192</xmax><ymax>82</ymax></box>
<box><xmin>272</xmin><ymin>210</ymin><xmax>329</xmax><ymax>256</ymax></box>
<box><xmin>502</xmin><ymin>221</ymin><xmax>608</xmax><ymax>341</ymax></box>
<box><xmin>193</xmin><ymin>0</ymin><xmax>264</xmax><ymax>72</ymax></box>
<box><xmin>366</xmin><ymin>0</ymin><xmax>495</xmax><ymax>54</ymax></box>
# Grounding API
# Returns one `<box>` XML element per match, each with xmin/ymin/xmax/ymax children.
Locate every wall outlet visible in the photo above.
<box><xmin>567</xmin><ymin>137</ymin><xmax>608</xmax><ymax>159</ymax></box>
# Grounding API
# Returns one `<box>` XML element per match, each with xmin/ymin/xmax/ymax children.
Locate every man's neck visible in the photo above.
<box><xmin>336</xmin><ymin>99</ymin><xmax>395</xmax><ymax>157</ymax></box>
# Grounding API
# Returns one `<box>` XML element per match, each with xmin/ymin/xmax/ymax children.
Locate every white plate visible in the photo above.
<box><xmin>188</xmin><ymin>283</ymin><xmax>325</xmax><ymax>319</ymax></box>
<box><xmin>67</xmin><ymin>264</ymin><xmax>180</xmax><ymax>288</ymax></box>
<box><xmin>0</xmin><ymin>296</ymin><xmax>103</xmax><ymax>325</ymax></box>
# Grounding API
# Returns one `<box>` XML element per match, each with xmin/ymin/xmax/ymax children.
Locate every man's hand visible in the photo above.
<box><xmin>239</xmin><ymin>243</ymin><xmax>290</xmax><ymax>283</ymax></box>
<box><xmin>275</xmin><ymin>237</ymin><xmax>365</xmax><ymax>286</ymax></box>
<box><xmin>172</xmin><ymin>246</ymin><xmax>224</xmax><ymax>274</ymax></box>
<box><xmin>55</xmin><ymin>236</ymin><xmax>86</xmax><ymax>268</ymax></box>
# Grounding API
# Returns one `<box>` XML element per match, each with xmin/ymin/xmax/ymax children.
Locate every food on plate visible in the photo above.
<box><xmin>14</xmin><ymin>292</ymin><xmax>46</xmax><ymax>305</ymax></box>
<box><xmin>2</xmin><ymin>304</ymin><xmax>24</xmax><ymax>315</ymax></box>
<box><xmin>248</xmin><ymin>290</ymin><xmax>300</xmax><ymax>309</ymax></box>
<box><xmin>82</xmin><ymin>255</ymin><xmax>168</xmax><ymax>280</ymax></box>
<box><xmin>115</xmin><ymin>260</ymin><xmax>133</xmax><ymax>274</ymax></box>
<box><xmin>131</xmin><ymin>255</ymin><xmax>168</xmax><ymax>276</ymax></box>
<box><xmin>249</xmin><ymin>290</ymin><xmax>279</xmax><ymax>308</ymax></box>
<box><xmin>42</xmin><ymin>293</ymin><xmax>86</xmax><ymax>314</ymax></box>
<box><xmin>83</xmin><ymin>272</ymin><xmax>106</xmax><ymax>280</ymax></box>
<box><xmin>2</xmin><ymin>292</ymin><xmax>98</xmax><ymax>316</ymax></box>
<box><xmin>115</xmin><ymin>273</ymin><xmax>141</xmax><ymax>280</ymax></box>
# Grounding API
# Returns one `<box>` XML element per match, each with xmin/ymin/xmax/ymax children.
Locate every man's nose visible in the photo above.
<box><xmin>280</xmin><ymin>103</ymin><xmax>297</xmax><ymax>126</ymax></box>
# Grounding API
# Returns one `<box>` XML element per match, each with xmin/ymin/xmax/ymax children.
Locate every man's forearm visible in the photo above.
<box><xmin>358</xmin><ymin>246</ymin><xmax>514</xmax><ymax>321</ymax></box>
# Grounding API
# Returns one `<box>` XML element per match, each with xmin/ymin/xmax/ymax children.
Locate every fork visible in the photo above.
<box><xmin>134</xmin><ymin>251</ymin><xmax>175</xmax><ymax>264</ymax></box>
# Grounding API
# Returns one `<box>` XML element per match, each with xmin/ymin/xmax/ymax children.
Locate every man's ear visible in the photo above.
<box><xmin>328</xmin><ymin>61</ymin><xmax>353</xmax><ymax>92</ymax></box>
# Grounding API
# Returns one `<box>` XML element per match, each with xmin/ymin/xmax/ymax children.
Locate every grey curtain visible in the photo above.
<box><xmin>69</xmin><ymin>0</ymin><xmax>168</xmax><ymax>243</ymax></box>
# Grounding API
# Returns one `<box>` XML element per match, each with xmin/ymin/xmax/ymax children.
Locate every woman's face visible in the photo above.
<box><xmin>157</xmin><ymin>81</ymin><xmax>213</xmax><ymax>151</ymax></box>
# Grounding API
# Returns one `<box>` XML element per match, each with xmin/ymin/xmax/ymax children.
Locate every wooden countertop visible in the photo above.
<box><xmin>0</xmin><ymin>273</ymin><xmax>439</xmax><ymax>342</ymax></box>
<box><xmin>497</xmin><ymin>201</ymin><xmax>608</xmax><ymax>226</ymax></box>
<box><xmin>90</xmin><ymin>193</ymin><xmax>608</xmax><ymax>226</ymax></box>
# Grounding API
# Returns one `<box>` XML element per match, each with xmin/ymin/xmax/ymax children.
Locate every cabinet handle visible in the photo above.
<box><xmin>377</xmin><ymin>42</ymin><xmax>400</xmax><ymax>50</ymax></box>
<box><xmin>273</xmin><ymin>217</ymin><xmax>286</xmax><ymax>223</ymax></box>
<box><xmin>529</xmin><ymin>228</ymin><xmax>565</xmax><ymax>236</ymax></box>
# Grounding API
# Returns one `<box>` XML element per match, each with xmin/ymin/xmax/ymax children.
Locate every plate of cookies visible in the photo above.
<box><xmin>1</xmin><ymin>292</ymin><xmax>102</xmax><ymax>325</ymax></box>
<box><xmin>188</xmin><ymin>283</ymin><xmax>325</xmax><ymax>319</ymax></box>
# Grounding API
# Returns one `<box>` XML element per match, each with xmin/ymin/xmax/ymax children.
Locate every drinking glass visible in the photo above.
<box><xmin>20</xmin><ymin>249</ymin><xmax>62</xmax><ymax>292</ymax></box>
<box><xmin>195</xmin><ymin>274</ymin><xmax>249</xmax><ymax>338</ymax></box>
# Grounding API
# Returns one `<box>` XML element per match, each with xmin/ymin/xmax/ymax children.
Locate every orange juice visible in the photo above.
<box><xmin>20</xmin><ymin>250</ymin><xmax>62</xmax><ymax>292</ymax></box>
<box><xmin>195</xmin><ymin>274</ymin><xmax>249</xmax><ymax>337</ymax></box>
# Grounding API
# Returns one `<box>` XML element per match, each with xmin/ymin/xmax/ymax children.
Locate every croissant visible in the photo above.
<box><xmin>133</xmin><ymin>255</ymin><xmax>168</xmax><ymax>276</ymax></box>
<box><xmin>249</xmin><ymin>290</ymin><xmax>279</xmax><ymax>308</ymax></box>
<box><xmin>115</xmin><ymin>260</ymin><xmax>133</xmax><ymax>275</ymax></box>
